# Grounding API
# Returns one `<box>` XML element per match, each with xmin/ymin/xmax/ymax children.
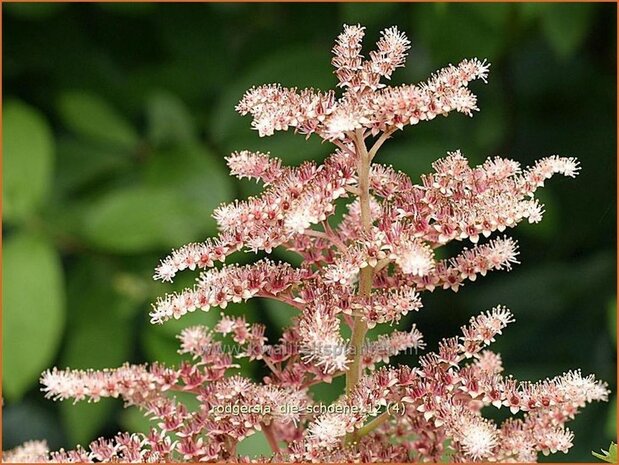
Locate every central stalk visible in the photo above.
<box><xmin>346</xmin><ymin>129</ymin><xmax>373</xmax><ymax>397</ymax></box>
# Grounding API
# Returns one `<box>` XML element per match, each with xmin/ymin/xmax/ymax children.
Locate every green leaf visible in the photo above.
<box><xmin>142</xmin><ymin>298</ymin><xmax>260</xmax><ymax>378</ymax></box>
<box><xmin>5</xmin><ymin>3</ymin><xmax>65</xmax><ymax>20</ymax></box>
<box><xmin>236</xmin><ymin>431</ymin><xmax>273</xmax><ymax>459</ymax></box>
<box><xmin>517</xmin><ymin>189</ymin><xmax>559</xmax><ymax>240</ymax></box>
<box><xmin>3</xmin><ymin>100</ymin><xmax>54</xmax><ymax>223</ymax></box>
<box><xmin>2</xmin><ymin>233</ymin><xmax>65</xmax><ymax>401</ymax></box>
<box><xmin>120</xmin><ymin>407</ymin><xmax>158</xmax><ymax>435</ymax></box>
<box><xmin>271</xmin><ymin>246</ymin><xmax>303</xmax><ymax>268</ymax></box>
<box><xmin>606</xmin><ymin>396</ymin><xmax>617</xmax><ymax>438</ymax></box>
<box><xmin>3</xmin><ymin>401</ymin><xmax>66</xmax><ymax>450</ymax></box>
<box><xmin>120</xmin><ymin>392</ymin><xmax>200</xmax><ymax>436</ymax></box>
<box><xmin>593</xmin><ymin>442</ymin><xmax>617</xmax><ymax>463</ymax></box>
<box><xmin>146</xmin><ymin>91</ymin><xmax>197</xmax><ymax>148</ymax></box>
<box><xmin>309</xmin><ymin>375</ymin><xmax>345</xmax><ymax>404</ymax></box>
<box><xmin>224</xmin><ymin>132</ymin><xmax>331</xmax><ymax>166</ymax></box>
<box><xmin>142</xmin><ymin>267</ymin><xmax>221</xmax><ymax>365</ymax></box>
<box><xmin>59</xmin><ymin>257</ymin><xmax>134</xmax><ymax>447</ymax></box>
<box><xmin>151</xmin><ymin>307</ymin><xmax>222</xmax><ymax>339</ymax></box>
<box><xmin>209</xmin><ymin>45</ymin><xmax>334</xmax><ymax>164</ymax></box>
<box><xmin>142</xmin><ymin>328</ymin><xmax>185</xmax><ymax>367</ymax></box>
<box><xmin>142</xmin><ymin>309</ymin><xmax>220</xmax><ymax>365</ymax></box>
<box><xmin>440</xmin><ymin>440</ymin><xmax>455</xmax><ymax>462</ymax></box>
<box><xmin>97</xmin><ymin>3</ymin><xmax>155</xmax><ymax>15</ymax></box>
<box><xmin>517</xmin><ymin>3</ymin><xmax>549</xmax><ymax>23</ymax></box>
<box><xmin>339</xmin><ymin>3</ymin><xmax>399</xmax><ymax>27</ymax></box>
<box><xmin>81</xmin><ymin>144</ymin><xmax>233</xmax><ymax>253</ymax></box>
<box><xmin>540</xmin><ymin>4</ymin><xmax>594</xmax><ymax>59</ymax></box>
<box><xmin>412</xmin><ymin>3</ymin><xmax>510</xmax><ymax>64</ymax></box>
<box><xmin>61</xmin><ymin>302</ymin><xmax>132</xmax><ymax>370</ymax></box>
<box><xmin>58</xmin><ymin>91</ymin><xmax>139</xmax><ymax>149</ymax></box>
<box><xmin>55</xmin><ymin>137</ymin><xmax>132</xmax><ymax>194</ymax></box>
<box><xmin>262</xmin><ymin>298</ymin><xmax>297</xmax><ymax>335</ymax></box>
<box><xmin>61</xmin><ymin>400</ymin><xmax>116</xmax><ymax>449</ymax></box>
<box><xmin>608</xmin><ymin>297</ymin><xmax>616</xmax><ymax>344</ymax></box>
<box><xmin>82</xmin><ymin>186</ymin><xmax>191</xmax><ymax>252</ymax></box>
<box><xmin>144</xmin><ymin>145</ymin><xmax>233</xmax><ymax>236</ymax></box>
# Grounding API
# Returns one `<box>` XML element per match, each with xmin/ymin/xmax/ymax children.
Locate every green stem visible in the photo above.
<box><xmin>352</xmin><ymin>410</ymin><xmax>391</xmax><ymax>442</ymax></box>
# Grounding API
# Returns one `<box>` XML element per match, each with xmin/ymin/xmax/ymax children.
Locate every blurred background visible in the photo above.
<box><xmin>2</xmin><ymin>2</ymin><xmax>616</xmax><ymax>461</ymax></box>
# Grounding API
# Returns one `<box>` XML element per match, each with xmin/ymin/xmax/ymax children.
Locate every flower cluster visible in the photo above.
<box><xmin>150</xmin><ymin>260</ymin><xmax>311</xmax><ymax>324</ymax></box>
<box><xmin>291</xmin><ymin>308</ymin><xmax>607</xmax><ymax>462</ymax></box>
<box><xmin>7</xmin><ymin>24</ymin><xmax>606</xmax><ymax>463</ymax></box>
<box><xmin>237</xmin><ymin>25</ymin><xmax>489</xmax><ymax>140</ymax></box>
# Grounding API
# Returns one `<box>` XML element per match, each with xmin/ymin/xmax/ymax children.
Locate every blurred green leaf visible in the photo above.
<box><xmin>3</xmin><ymin>401</ymin><xmax>66</xmax><ymax>451</ymax></box>
<box><xmin>112</xmin><ymin>272</ymin><xmax>153</xmax><ymax>311</ymax></box>
<box><xmin>58</xmin><ymin>91</ymin><xmax>139</xmax><ymax>149</ymax></box>
<box><xmin>227</xmin><ymin>132</ymin><xmax>332</xmax><ymax>166</ymax></box>
<box><xmin>517</xmin><ymin>189</ymin><xmax>559</xmax><ymax>240</ymax></box>
<box><xmin>61</xmin><ymin>299</ymin><xmax>132</xmax><ymax>371</ymax></box>
<box><xmin>150</xmin><ymin>308</ymin><xmax>221</xmax><ymax>339</ymax></box>
<box><xmin>609</xmin><ymin>298</ymin><xmax>617</xmax><ymax>345</ymax></box>
<box><xmin>120</xmin><ymin>392</ymin><xmax>200</xmax><ymax>436</ymax></box>
<box><xmin>606</xmin><ymin>396</ymin><xmax>617</xmax><ymax>439</ymax></box>
<box><xmin>144</xmin><ymin>145</ymin><xmax>233</xmax><ymax>236</ymax></box>
<box><xmin>59</xmin><ymin>257</ymin><xmax>134</xmax><ymax>447</ymax></box>
<box><xmin>143</xmin><ymin>299</ymin><xmax>260</xmax><ymax>378</ymax></box>
<box><xmin>82</xmin><ymin>186</ymin><xmax>191</xmax><ymax>252</ymax></box>
<box><xmin>463</xmin><ymin>253</ymin><xmax>614</xmax><ymax>322</ymax></box>
<box><xmin>262</xmin><ymin>299</ymin><xmax>296</xmax><ymax>335</ymax></box>
<box><xmin>339</xmin><ymin>3</ymin><xmax>398</xmax><ymax>27</ymax></box>
<box><xmin>309</xmin><ymin>375</ymin><xmax>345</xmax><ymax>404</ymax></box>
<box><xmin>516</xmin><ymin>3</ymin><xmax>548</xmax><ymax>23</ymax></box>
<box><xmin>237</xmin><ymin>431</ymin><xmax>273</xmax><ymax>459</ymax></box>
<box><xmin>142</xmin><ymin>328</ymin><xmax>185</xmax><ymax>367</ymax></box>
<box><xmin>271</xmin><ymin>246</ymin><xmax>303</xmax><ymax>268</ymax></box>
<box><xmin>210</xmin><ymin>45</ymin><xmax>334</xmax><ymax>164</ymax></box>
<box><xmin>147</xmin><ymin>91</ymin><xmax>197</xmax><ymax>148</ymax></box>
<box><xmin>142</xmin><ymin>302</ymin><xmax>220</xmax><ymax>365</ymax></box>
<box><xmin>3</xmin><ymin>233</ymin><xmax>65</xmax><ymax>401</ymax></box>
<box><xmin>472</xmin><ymin>86</ymin><xmax>507</xmax><ymax>152</ymax></box>
<box><xmin>440</xmin><ymin>440</ymin><xmax>455</xmax><ymax>462</ymax></box>
<box><xmin>412</xmin><ymin>3</ymin><xmax>510</xmax><ymax>64</ymax></box>
<box><xmin>61</xmin><ymin>400</ymin><xmax>116</xmax><ymax>449</ymax></box>
<box><xmin>3</xmin><ymin>100</ymin><xmax>54</xmax><ymax>223</ymax></box>
<box><xmin>55</xmin><ymin>137</ymin><xmax>132</xmax><ymax>194</ymax></box>
<box><xmin>120</xmin><ymin>407</ymin><xmax>157</xmax><ymax>435</ymax></box>
<box><xmin>5</xmin><ymin>2</ymin><xmax>65</xmax><ymax>20</ymax></box>
<box><xmin>97</xmin><ymin>3</ymin><xmax>155</xmax><ymax>15</ymax></box>
<box><xmin>540</xmin><ymin>4</ymin><xmax>594</xmax><ymax>59</ymax></box>
<box><xmin>79</xmin><ymin>145</ymin><xmax>231</xmax><ymax>252</ymax></box>
<box><xmin>380</xmin><ymin>137</ymin><xmax>447</xmax><ymax>180</ymax></box>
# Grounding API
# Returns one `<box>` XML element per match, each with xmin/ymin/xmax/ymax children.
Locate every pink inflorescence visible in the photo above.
<box><xmin>7</xmin><ymin>24</ymin><xmax>604</xmax><ymax>463</ymax></box>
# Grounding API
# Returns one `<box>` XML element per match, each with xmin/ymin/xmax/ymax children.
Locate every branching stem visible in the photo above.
<box><xmin>303</xmin><ymin>228</ymin><xmax>347</xmax><ymax>252</ymax></box>
<box><xmin>369</xmin><ymin>128</ymin><xmax>397</xmax><ymax>161</ymax></box>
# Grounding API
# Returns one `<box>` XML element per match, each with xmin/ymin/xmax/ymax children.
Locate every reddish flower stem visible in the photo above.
<box><xmin>345</xmin><ymin>129</ymin><xmax>375</xmax><ymax>443</ymax></box>
<box><xmin>261</xmin><ymin>422</ymin><xmax>281</xmax><ymax>454</ymax></box>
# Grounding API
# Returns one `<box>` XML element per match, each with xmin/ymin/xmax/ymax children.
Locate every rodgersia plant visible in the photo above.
<box><xmin>5</xmin><ymin>25</ymin><xmax>608</xmax><ymax>463</ymax></box>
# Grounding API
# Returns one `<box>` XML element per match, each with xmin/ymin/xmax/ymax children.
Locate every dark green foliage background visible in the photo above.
<box><xmin>2</xmin><ymin>3</ymin><xmax>616</xmax><ymax>461</ymax></box>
